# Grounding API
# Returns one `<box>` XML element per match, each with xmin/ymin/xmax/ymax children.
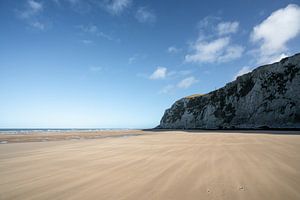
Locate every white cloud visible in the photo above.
<box><xmin>186</xmin><ymin>37</ymin><xmax>229</xmax><ymax>63</ymax></box>
<box><xmin>218</xmin><ymin>45</ymin><xmax>244</xmax><ymax>62</ymax></box>
<box><xmin>233</xmin><ymin>66</ymin><xmax>252</xmax><ymax>80</ymax></box>
<box><xmin>185</xmin><ymin>37</ymin><xmax>244</xmax><ymax>63</ymax></box>
<box><xmin>185</xmin><ymin>17</ymin><xmax>243</xmax><ymax>64</ymax></box>
<box><xmin>135</xmin><ymin>7</ymin><xmax>156</xmax><ymax>23</ymax></box>
<box><xmin>167</xmin><ymin>46</ymin><xmax>181</xmax><ymax>54</ymax></box>
<box><xmin>104</xmin><ymin>0</ymin><xmax>131</xmax><ymax>15</ymax></box>
<box><xmin>150</xmin><ymin>67</ymin><xmax>167</xmax><ymax>80</ymax></box>
<box><xmin>217</xmin><ymin>21</ymin><xmax>239</xmax><ymax>35</ymax></box>
<box><xmin>266</xmin><ymin>53</ymin><xmax>289</xmax><ymax>64</ymax></box>
<box><xmin>251</xmin><ymin>4</ymin><xmax>300</xmax><ymax>64</ymax></box>
<box><xmin>196</xmin><ymin>17</ymin><xmax>238</xmax><ymax>40</ymax></box>
<box><xmin>177</xmin><ymin>76</ymin><xmax>198</xmax><ymax>89</ymax></box>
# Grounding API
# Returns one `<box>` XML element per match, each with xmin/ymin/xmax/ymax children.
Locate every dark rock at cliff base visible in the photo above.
<box><xmin>158</xmin><ymin>53</ymin><xmax>300</xmax><ymax>129</ymax></box>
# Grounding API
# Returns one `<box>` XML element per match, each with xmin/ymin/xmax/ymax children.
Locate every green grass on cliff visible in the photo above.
<box><xmin>185</xmin><ymin>94</ymin><xmax>205</xmax><ymax>99</ymax></box>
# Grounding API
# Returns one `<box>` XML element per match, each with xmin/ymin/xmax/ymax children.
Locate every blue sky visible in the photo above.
<box><xmin>1</xmin><ymin>0</ymin><xmax>300</xmax><ymax>128</ymax></box>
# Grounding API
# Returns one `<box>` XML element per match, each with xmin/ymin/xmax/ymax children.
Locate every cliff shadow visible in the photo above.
<box><xmin>142</xmin><ymin>128</ymin><xmax>300</xmax><ymax>135</ymax></box>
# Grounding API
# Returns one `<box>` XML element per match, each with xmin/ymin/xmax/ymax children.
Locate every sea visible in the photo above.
<box><xmin>0</xmin><ymin>128</ymin><xmax>131</xmax><ymax>134</ymax></box>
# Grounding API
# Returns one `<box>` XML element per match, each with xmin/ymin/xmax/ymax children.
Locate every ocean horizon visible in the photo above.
<box><xmin>0</xmin><ymin>128</ymin><xmax>134</xmax><ymax>134</ymax></box>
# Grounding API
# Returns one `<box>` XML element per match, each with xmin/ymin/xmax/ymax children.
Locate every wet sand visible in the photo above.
<box><xmin>1</xmin><ymin>130</ymin><xmax>300</xmax><ymax>200</ymax></box>
<box><xmin>0</xmin><ymin>129</ymin><xmax>143</xmax><ymax>143</ymax></box>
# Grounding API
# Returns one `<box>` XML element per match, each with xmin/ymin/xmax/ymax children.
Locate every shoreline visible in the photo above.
<box><xmin>0</xmin><ymin>129</ymin><xmax>144</xmax><ymax>144</ymax></box>
<box><xmin>1</xmin><ymin>129</ymin><xmax>300</xmax><ymax>144</ymax></box>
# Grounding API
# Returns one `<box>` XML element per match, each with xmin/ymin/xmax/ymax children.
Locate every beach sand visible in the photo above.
<box><xmin>0</xmin><ymin>130</ymin><xmax>300</xmax><ymax>200</ymax></box>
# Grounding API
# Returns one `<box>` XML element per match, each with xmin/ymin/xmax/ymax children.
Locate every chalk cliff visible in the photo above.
<box><xmin>158</xmin><ymin>53</ymin><xmax>300</xmax><ymax>129</ymax></box>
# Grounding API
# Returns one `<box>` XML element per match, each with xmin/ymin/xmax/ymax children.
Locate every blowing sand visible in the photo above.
<box><xmin>0</xmin><ymin>130</ymin><xmax>300</xmax><ymax>200</ymax></box>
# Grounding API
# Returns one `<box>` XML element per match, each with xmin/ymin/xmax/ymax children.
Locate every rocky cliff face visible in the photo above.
<box><xmin>158</xmin><ymin>53</ymin><xmax>300</xmax><ymax>129</ymax></box>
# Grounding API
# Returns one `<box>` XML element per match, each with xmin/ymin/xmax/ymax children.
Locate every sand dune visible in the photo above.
<box><xmin>1</xmin><ymin>131</ymin><xmax>300</xmax><ymax>200</ymax></box>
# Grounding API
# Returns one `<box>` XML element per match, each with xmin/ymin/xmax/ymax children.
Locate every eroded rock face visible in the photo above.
<box><xmin>158</xmin><ymin>53</ymin><xmax>300</xmax><ymax>129</ymax></box>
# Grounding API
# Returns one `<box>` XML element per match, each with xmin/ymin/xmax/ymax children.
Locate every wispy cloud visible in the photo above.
<box><xmin>51</xmin><ymin>0</ymin><xmax>61</xmax><ymax>6</ymax></box>
<box><xmin>19</xmin><ymin>0</ymin><xmax>43</xmax><ymax>19</ymax></box>
<box><xmin>217</xmin><ymin>21</ymin><xmax>239</xmax><ymax>36</ymax></box>
<box><xmin>159</xmin><ymin>76</ymin><xmax>198</xmax><ymax>94</ymax></box>
<box><xmin>185</xmin><ymin>17</ymin><xmax>243</xmax><ymax>64</ymax></box>
<box><xmin>167</xmin><ymin>46</ymin><xmax>181</xmax><ymax>54</ymax></box>
<box><xmin>128</xmin><ymin>55</ymin><xmax>138</xmax><ymax>64</ymax></box>
<box><xmin>177</xmin><ymin>76</ymin><xmax>198</xmax><ymax>89</ymax></box>
<box><xmin>17</xmin><ymin>0</ymin><xmax>46</xmax><ymax>30</ymax></box>
<box><xmin>135</xmin><ymin>7</ymin><xmax>156</xmax><ymax>23</ymax></box>
<box><xmin>128</xmin><ymin>54</ymin><xmax>146</xmax><ymax>64</ymax></box>
<box><xmin>77</xmin><ymin>24</ymin><xmax>119</xmax><ymax>42</ymax></box>
<box><xmin>196</xmin><ymin>16</ymin><xmax>221</xmax><ymax>33</ymax></box>
<box><xmin>78</xmin><ymin>24</ymin><xmax>98</xmax><ymax>34</ymax></box>
<box><xmin>64</xmin><ymin>0</ymin><xmax>92</xmax><ymax>13</ymax></box>
<box><xmin>81</xmin><ymin>39</ymin><xmax>94</xmax><ymax>45</ymax></box>
<box><xmin>59</xmin><ymin>0</ymin><xmax>131</xmax><ymax>15</ymax></box>
<box><xmin>30</xmin><ymin>21</ymin><xmax>45</xmax><ymax>30</ymax></box>
<box><xmin>103</xmin><ymin>0</ymin><xmax>132</xmax><ymax>15</ymax></box>
<box><xmin>167</xmin><ymin>70</ymin><xmax>192</xmax><ymax>79</ymax></box>
<box><xmin>250</xmin><ymin>4</ymin><xmax>300</xmax><ymax>64</ymax></box>
<box><xmin>159</xmin><ymin>84</ymin><xmax>175</xmax><ymax>94</ymax></box>
<box><xmin>149</xmin><ymin>67</ymin><xmax>167</xmax><ymax>80</ymax></box>
<box><xmin>143</xmin><ymin>66</ymin><xmax>192</xmax><ymax>83</ymax></box>
<box><xmin>89</xmin><ymin>66</ymin><xmax>102</xmax><ymax>72</ymax></box>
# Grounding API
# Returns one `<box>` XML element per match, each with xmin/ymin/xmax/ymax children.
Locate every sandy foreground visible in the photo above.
<box><xmin>0</xmin><ymin>130</ymin><xmax>300</xmax><ymax>200</ymax></box>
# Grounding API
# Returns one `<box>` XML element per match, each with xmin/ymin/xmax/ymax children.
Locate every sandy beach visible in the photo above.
<box><xmin>1</xmin><ymin>130</ymin><xmax>300</xmax><ymax>200</ymax></box>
